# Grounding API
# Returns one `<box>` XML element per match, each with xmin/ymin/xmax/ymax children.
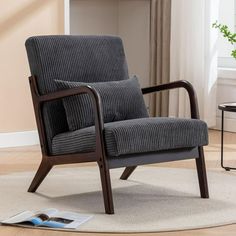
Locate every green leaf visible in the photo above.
<box><xmin>213</xmin><ymin>21</ymin><xmax>236</xmax><ymax>58</ymax></box>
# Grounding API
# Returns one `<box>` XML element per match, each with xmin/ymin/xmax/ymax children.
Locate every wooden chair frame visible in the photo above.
<box><xmin>28</xmin><ymin>75</ymin><xmax>209</xmax><ymax>214</ymax></box>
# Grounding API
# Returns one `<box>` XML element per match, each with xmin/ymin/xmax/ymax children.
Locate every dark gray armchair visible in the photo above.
<box><xmin>25</xmin><ymin>35</ymin><xmax>209</xmax><ymax>214</ymax></box>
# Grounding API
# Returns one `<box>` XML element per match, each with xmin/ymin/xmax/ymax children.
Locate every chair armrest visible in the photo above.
<box><xmin>142</xmin><ymin>80</ymin><xmax>199</xmax><ymax>119</ymax></box>
<box><xmin>37</xmin><ymin>85</ymin><xmax>100</xmax><ymax>104</ymax></box>
<box><xmin>40</xmin><ymin>84</ymin><xmax>104</xmax><ymax>131</ymax></box>
<box><xmin>29</xmin><ymin>76</ymin><xmax>105</xmax><ymax>157</ymax></box>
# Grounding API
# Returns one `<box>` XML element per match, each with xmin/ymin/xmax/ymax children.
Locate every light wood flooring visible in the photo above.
<box><xmin>0</xmin><ymin>129</ymin><xmax>235</xmax><ymax>236</ymax></box>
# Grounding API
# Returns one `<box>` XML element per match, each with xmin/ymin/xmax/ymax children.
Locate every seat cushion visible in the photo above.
<box><xmin>55</xmin><ymin>76</ymin><xmax>149</xmax><ymax>131</ymax></box>
<box><xmin>51</xmin><ymin>117</ymin><xmax>208</xmax><ymax>157</ymax></box>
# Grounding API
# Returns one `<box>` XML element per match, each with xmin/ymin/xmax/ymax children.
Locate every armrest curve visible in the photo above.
<box><xmin>142</xmin><ymin>80</ymin><xmax>199</xmax><ymax>119</ymax></box>
<box><xmin>29</xmin><ymin>76</ymin><xmax>105</xmax><ymax>157</ymax></box>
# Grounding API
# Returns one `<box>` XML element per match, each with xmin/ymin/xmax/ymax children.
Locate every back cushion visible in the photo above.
<box><xmin>25</xmin><ymin>36</ymin><xmax>129</xmax><ymax>153</ymax></box>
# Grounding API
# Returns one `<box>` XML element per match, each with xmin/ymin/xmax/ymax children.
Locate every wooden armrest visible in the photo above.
<box><xmin>29</xmin><ymin>76</ymin><xmax>105</xmax><ymax>156</ymax></box>
<box><xmin>142</xmin><ymin>80</ymin><xmax>199</xmax><ymax>119</ymax></box>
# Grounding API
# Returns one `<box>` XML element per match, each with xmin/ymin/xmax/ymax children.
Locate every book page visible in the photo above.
<box><xmin>34</xmin><ymin>208</ymin><xmax>58</xmax><ymax>218</ymax></box>
<box><xmin>2</xmin><ymin>209</ymin><xmax>58</xmax><ymax>225</ymax></box>
<box><xmin>44</xmin><ymin>211</ymin><xmax>93</xmax><ymax>229</ymax></box>
<box><xmin>2</xmin><ymin>209</ymin><xmax>93</xmax><ymax>229</ymax></box>
<box><xmin>2</xmin><ymin>211</ymin><xmax>34</xmax><ymax>224</ymax></box>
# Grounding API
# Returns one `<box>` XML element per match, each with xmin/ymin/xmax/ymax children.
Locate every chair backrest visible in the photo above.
<box><xmin>25</xmin><ymin>35</ymin><xmax>129</xmax><ymax>153</ymax></box>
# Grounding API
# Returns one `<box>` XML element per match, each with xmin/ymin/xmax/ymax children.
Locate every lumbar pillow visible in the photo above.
<box><xmin>55</xmin><ymin>76</ymin><xmax>149</xmax><ymax>131</ymax></box>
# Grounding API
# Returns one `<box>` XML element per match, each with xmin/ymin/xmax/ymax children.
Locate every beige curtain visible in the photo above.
<box><xmin>149</xmin><ymin>0</ymin><xmax>171</xmax><ymax>117</ymax></box>
<box><xmin>169</xmin><ymin>0</ymin><xmax>218</xmax><ymax>127</ymax></box>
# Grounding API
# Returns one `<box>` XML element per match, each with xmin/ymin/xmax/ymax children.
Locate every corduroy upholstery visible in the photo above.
<box><xmin>52</xmin><ymin>117</ymin><xmax>208</xmax><ymax>157</ymax></box>
<box><xmin>55</xmin><ymin>76</ymin><xmax>149</xmax><ymax>131</ymax></box>
<box><xmin>25</xmin><ymin>35</ymin><xmax>208</xmax><ymax>158</ymax></box>
<box><xmin>25</xmin><ymin>35</ymin><xmax>129</xmax><ymax>153</ymax></box>
<box><xmin>25</xmin><ymin>36</ymin><xmax>209</xmax><ymax>214</ymax></box>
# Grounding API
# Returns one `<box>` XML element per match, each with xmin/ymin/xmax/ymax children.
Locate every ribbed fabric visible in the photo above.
<box><xmin>55</xmin><ymin>76</ymin><xmax>149</xmax><ymax>130</ymax></box>
<box><xmin>52</xmin><ymin>117</ymin><xmax>208</xmax><ymax>157</ymax></box>
<box><xmin>25</xmin><ymin>35</ymin><xmax>129</xmax><ymax>153</ymax></box>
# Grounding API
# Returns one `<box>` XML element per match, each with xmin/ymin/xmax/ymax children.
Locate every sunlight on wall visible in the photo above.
<box><xmin>0</xmin><ymin>0</ymin><xmax>64</xmax><ymax>132</ymax></box>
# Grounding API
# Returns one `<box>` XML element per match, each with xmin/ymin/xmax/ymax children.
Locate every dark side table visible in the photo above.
<box><xmin>218</xmin><ymin>102</ymin><xmax>236</xmax><ymax>171</ymax></box>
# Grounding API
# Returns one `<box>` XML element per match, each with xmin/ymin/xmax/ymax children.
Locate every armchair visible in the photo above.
<box><xmin>25</xmin><ymin>35</ymin><xmax>208</xmax><ymax>214</ymax></box>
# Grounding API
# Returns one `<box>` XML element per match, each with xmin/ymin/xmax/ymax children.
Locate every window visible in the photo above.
<box><xmin>218</xmin><ymin>0</ymin><xmax>236</xmax><ymax>68</ymax></box>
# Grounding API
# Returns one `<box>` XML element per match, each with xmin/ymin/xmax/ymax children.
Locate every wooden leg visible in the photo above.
<box><xmin>99</xmin><ymin>164</ymin><xmax>114</xmax><ymax>214</ymax></box>
<box><xmin>120</xmin><ymin>166</ymin><xmax>137</xmax><ymax>180</ymax></box>
<box><xmin>195</xmin><ymin>147</ymin><xmax>209</xmax><ymax>198</ymax></box>
<box><xmin>28</xmin><ymin>159</ymin><xmax>52</xmax><ymax>192</ymax></box>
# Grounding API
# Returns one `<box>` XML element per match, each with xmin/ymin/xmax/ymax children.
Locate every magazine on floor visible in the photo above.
<box><xmin>1</xmin><ymin>208</ymin><xmax>93</xmax><ymax>229</ymax></box>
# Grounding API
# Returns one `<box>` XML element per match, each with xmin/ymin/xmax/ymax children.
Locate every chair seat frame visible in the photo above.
<box><xmin>28</xmin><ymin>76</ymin><xmax>209</xmax><ymax>214</ymax></box>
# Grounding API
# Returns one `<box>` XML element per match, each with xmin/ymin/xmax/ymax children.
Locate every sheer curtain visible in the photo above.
<box><xmin>169</xmin><ymin>0</ymin><xmax>220</xmax><ymax>126</ymax></box>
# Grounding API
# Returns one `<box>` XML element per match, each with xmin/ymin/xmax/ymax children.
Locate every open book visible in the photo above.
<box><xmin>1</xmin><ymin>209</ymin><xmax>93</xmax><ymax>229</ymax></box>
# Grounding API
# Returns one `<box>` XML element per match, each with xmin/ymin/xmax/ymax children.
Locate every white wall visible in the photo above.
<box><xmin>70</xmin><ymin>0</ymin><xmax>118</xmax><ymax>35</ymax></box>
<box><xmin>118</xmin><ymin>0</ymin><xmax>150</xmax><ymax>89</ymax></box>
<box><xmin>70</xmin><ymin>0</ymin><xmax>150</xmax><ymax>92</ymax></box>
<box><xmin>215</xmin><ymin>0</ymin><xmax>236</xmax><ymax>132</ymax></box>
<box><xmin>218</xmin><ymin>0</ymin><xmax>235</xmax><ymax>58</ymax></box>
<box><xmin>216</xmin><ymin>69</ymin><xmax>236</xmax><ymax>132</ymax></box>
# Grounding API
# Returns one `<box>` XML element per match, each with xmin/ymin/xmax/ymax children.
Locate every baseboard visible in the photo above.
<box><xmin>0</xmin><ymin>130</ymin><xmax>39</xmax><ymax>148</ymax></box>
<box><xmin>215</xmin><ymin>117</ymin><xmax>236</xmax><ymax>133</ymax></box>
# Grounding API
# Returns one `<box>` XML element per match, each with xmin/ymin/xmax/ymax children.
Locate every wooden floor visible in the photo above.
<box><xmin>0</xmin><ymin>129</ymin><xmax>236</xmax><ymax>236</ymax></box>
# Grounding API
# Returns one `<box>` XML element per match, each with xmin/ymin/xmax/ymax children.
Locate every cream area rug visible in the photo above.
<box><xmin>0</xmin><ymin>166</ymin><xmax>236</xmax><ymax>233</ymax></box>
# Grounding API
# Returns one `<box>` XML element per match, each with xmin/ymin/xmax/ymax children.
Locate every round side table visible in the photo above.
<box><xmin>218</xmin><ymin>102</ymin><xmax>236</xmax><ymax>171</ymax></box>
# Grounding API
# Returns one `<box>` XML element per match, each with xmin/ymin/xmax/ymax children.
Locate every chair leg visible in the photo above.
<box><xmin>195</xmin><ymin>147</ymin><xmax>209</xmax><ymax>198</ymax></box>
<box><xmin>99</xmin><ymin>164</ymin><xmax>114</xmax><ymax>214</ymax></box>
<box><xmin>28</xmin><ymin>159</ymin><xmax>52</xmax><ymax>193</ymax></box>
<box><xmin>120</xmin><ymin>166</ymin><xmax>137</xmax><ymax>180</ymax></box>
